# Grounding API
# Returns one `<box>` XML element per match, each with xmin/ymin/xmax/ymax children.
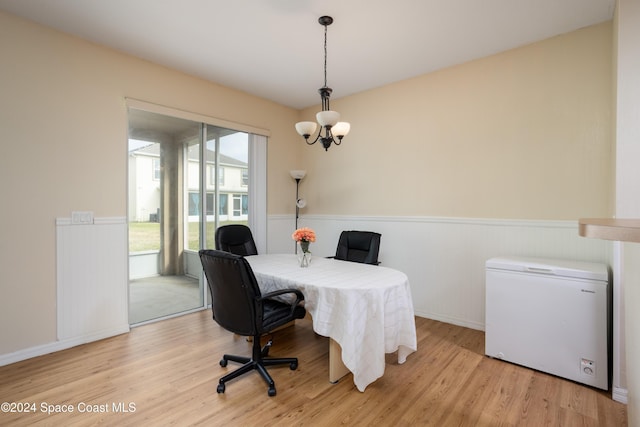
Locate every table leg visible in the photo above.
<box><xmin>329</xmin><ymin>338</ymin><xmax>350</xmax><ymax>383</ymax></box>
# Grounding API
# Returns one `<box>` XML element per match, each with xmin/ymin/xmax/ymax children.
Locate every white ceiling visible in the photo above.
<box><xmin>0</xmin><ymin>0</ymin><xmax>615</xmax><ymax>109</ymax></box>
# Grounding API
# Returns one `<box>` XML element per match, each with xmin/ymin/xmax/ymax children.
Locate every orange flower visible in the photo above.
<box><xmin>292</xmin><ymin>227</ymin><xmax>316</xmax><ymax>243</ymax></box>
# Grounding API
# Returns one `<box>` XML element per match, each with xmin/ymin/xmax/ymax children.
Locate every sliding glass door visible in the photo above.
<box><xmin>127</xmin><ymin>108</ymin><xmax>256</xmax><ymax>325</ymax></box>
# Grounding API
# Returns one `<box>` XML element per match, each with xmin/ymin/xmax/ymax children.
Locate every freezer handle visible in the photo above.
<box><xmin>525</xmin><ymin>267</ymin><xmax>554</xmax><ymax>274</ymax></box>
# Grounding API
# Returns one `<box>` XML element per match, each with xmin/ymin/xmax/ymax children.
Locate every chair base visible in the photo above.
<box><xmin>217</xmin><ymin>338</ymin><xmax>298</xmax><ymax>396</ymax></box>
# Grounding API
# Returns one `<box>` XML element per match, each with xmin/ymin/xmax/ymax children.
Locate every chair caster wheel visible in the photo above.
<box><xmin>268</xmin><ymin>387</ymin><xmax>276</xmax><ymax>397</ymax></box>
<box><xmin>220</xmin><ymin>359</ymin><xmax>227</xmax><ymax>367</ymax></box>
<box><xmin>290</xmin><ymin>361</ymin><xmax>298</xmax><ymax>370</ymax></box>
<box><xmin>217</xmin><ymin>383</ymin><xmax>225</xmax><ymax>394</ymax></box>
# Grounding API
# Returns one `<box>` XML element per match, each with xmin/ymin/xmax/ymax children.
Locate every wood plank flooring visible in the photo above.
<box><xmin>0</xmin><ymin>311</ymin><xmax>627</xmax><ymax>426</ymax></box>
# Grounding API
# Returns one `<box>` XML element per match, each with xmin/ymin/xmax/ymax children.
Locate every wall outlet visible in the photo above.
<box><xmin>581</xmin><ymin>358</ymin><xmax>595</xmax><ymax>376</ymax></box>
<box><xmin>71</xmin><ymin>211</ymin><xmax>94</xmax><ymax>225</ymax></box>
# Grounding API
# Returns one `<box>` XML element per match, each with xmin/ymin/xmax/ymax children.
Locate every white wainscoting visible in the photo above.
<box><xmin>56</xmin><ymin>217</ymin><xmax>129</xmax><ymax>342</ymax></box>
<box><xmin>0</xmin><ymin>217</ymin><xmax>130</xmax><ymax>367</ymax></box>
<box><xmin>268</xmin><ymin>214</ymin><xmax>612</xmax><ymax>330</ymax></box>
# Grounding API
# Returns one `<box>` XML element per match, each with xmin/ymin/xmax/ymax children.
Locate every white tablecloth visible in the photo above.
<box><xmin>246</xmin><ymin>254</ymin><xmax>417</xmax><ymax>392</ymax></box>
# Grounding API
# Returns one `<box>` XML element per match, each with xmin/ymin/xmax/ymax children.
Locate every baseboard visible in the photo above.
<box><xmin>0</xmin><ymin>325</ymin><xmax>129</xmax><ymax>367</ymax></box>
<box><xmin>612</xmin><ymin>386</ymin><xmax>628</xmax><ymax>404</ymax></box>
<box><xmin>415</xmin><ymin>311</ymin><xmax>485</xmax><ymax>331</ymax></box>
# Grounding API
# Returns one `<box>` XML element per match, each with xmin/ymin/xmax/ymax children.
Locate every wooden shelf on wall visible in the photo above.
<box><xmin>579</xmin><ymin>218</ymin><xmax>640</xmax><ymax>243</ymax></box>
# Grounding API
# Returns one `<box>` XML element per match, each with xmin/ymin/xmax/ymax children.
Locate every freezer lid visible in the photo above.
<box><xmin>486</xmin><ymin>256</ymin><xmax>608</xmax><ymax>281</ymax></box>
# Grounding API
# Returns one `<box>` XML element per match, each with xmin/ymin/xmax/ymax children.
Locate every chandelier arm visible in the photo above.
<box><xmin>328</xmin><ymin>128</ymin><xmax>342</xmax><ymax>145</ymax></box>
<box><xmin>305</xmin><ymin>126</ymin><xmax>323</xmax><ymax>146</ymax></box>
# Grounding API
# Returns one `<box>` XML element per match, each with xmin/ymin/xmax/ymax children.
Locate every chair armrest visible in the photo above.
<box><xmin>260</xmin><ymin>288</ymin><xmax>305</xmax><ymax>317</ymax></box>
<box><xmin>260</xmin><ymin>288</ymin><xmax>305</xmax><ymax>305</ymax></box>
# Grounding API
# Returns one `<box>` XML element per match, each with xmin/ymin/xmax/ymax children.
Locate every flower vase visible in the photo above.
<box><xmin>298</xmin><ymin>241</ymin><xmax>311</xmax><ymax>267</ymax></box>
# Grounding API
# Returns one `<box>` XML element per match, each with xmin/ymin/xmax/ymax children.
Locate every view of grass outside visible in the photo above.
<box><xmin>129</xmin><ymin>220</ymin><xmax>247</xmax><ymax>252</ymax></box>
<box><xmin>128</xmin><ymin>222</ymin><xmax>161</xmax><ymax>252</ymax></box>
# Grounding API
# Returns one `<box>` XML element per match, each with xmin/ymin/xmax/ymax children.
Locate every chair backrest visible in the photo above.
<box><xmin>334</xmin><ymin>230</ymin><xmax>381</xmax><ymax>265</ymax></box>
<box><xmin>199</xmin><ymin>249</ymin><xmax>262</xmax><ymax>336</ymax></box>
<box><xmin>215</xmin><ymin>224</ymin><xmax>258</xmax><ymax>256</ymax></box>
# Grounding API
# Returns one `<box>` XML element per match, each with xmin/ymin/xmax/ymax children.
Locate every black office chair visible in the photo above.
<box><xmin>199</xmin><ymin>249</ymin><xmax>306</xmax><ymax>397</ymax></box>
<box><xmin>333</xmin><ymin>230</ymin><xmax>382</xmax><ymax>265</ymax></box>
<box><xmin>215</xmin><ymin>224</ymin><xmax>258</xmax><ymax>256</ymax></box>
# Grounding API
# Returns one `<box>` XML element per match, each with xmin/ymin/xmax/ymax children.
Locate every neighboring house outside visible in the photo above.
<box><xmin>186</xmin><ymin>143</ymin><xmax>248</xmax><ymax>223</ymax></box>
<box><xmin>128</xmin><ymin>142</ymin><xmax>248</xmax><ymax>224</ymax></box>
<box><xmin>128</xmin><ymin>142</ymin><xmax>161</xmax><ymax>223</ymax></box>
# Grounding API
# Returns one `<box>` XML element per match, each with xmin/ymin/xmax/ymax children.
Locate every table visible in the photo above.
<box><xmin>246</xmin><ymin>254</ymin><xmax>417</xmax><ymax>392</ymax></box>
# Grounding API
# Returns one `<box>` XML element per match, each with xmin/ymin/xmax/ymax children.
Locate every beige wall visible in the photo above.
<box><xmin>0</xmin><ymin>11</ymin><xmax>301</xmax><ymax>354</ymax></box>
<box><xmin>298</xmin><ymin>22</ymin><xmax>613</xmax><ymax>220</ymax></box>
<box><xmin>0</xmin><ymin>10</ymin><xmax>614</xmax><ymax>358</ymax></box>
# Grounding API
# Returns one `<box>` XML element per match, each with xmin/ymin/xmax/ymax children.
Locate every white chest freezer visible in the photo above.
<box><xmin>485</xmin><ymin>256</ymin><xmax>610</xmax><ymax>389</ymax></box>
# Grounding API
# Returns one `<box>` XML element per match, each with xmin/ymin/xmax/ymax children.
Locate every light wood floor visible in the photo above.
<box><xmin>0</xmin><ymin>311</ymin><xmax>627</xmax><ymax>426</ymax></box>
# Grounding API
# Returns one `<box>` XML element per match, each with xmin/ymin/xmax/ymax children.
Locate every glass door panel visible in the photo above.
<box><xmin>128</xmin><ymin>109</ymin><xmax>204</xmax><ymax>324</ymax></box>
<box><xmin>205</xmin><ymin>124</ymin><xmax>249</xmax><ymax>246</ymax></box>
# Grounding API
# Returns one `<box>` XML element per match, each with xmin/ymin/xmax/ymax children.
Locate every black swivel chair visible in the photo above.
<box><xmin>333</xmin><ymin>230</ymin><xmax>382</xmax><ymax>265</ymax></box>
<box><xmin>215</xmin><ymin>224</ymin><xmax>258</xmax><ymax>256</ymax></box>
<box><xmin>199</xmin><ymin>249</ymin><xmax>306</xmax><ymax>396</ymax></box>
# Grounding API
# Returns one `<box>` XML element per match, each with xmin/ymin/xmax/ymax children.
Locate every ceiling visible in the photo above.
<box><xmin>0</xmin><ymin>0</ymin><xmax>615</xmax><ymax>110</ymax></box>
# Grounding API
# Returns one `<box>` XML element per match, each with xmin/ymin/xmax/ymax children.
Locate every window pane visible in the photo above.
<box><xmin>233</xmin><ymin>194</ymin><xmax>241</xmax><ymax>217</ymax></box>
<box><xmin>218</xmin><ymin>131</ymin><xmax>248</xmax><ymax>225</ymax></box>
<box><xmin>152</xmin><ymin>158</ymin><xmax>160</xmax><ymax>181</ymax></box>
<box><xmin>218</xmin><ymin>194</ymin><xmax>228</xmax><ymax>216</ymax></box>
<box><xmin>206</xmin><ymin>193</ymin><xmax>215</xmax><ymax>216</ymax></box>
<box><xmin>208</xmin><ymin>165</ymin><xmax>215</xmax><ymax>186</ymax></box>
<box><xmin>188</xmin><ymin>192</ymin><xmax>200</xmax><ymax>216</ymax></box>
<box><xmin>242</xmin><ymin>194</ymin><xmax>249</xmax><ymax>215</ymax></box>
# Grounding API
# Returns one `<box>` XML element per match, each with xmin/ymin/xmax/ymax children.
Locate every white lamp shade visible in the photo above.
<box><xmin>295</xmin><ymin>121</ymin><xmax>317</xmax><ymax>136</ymax></box>
<box><xmin>332</xmin><ymin>121</ymin><xmax>351</xmax><ymax>137</ymax></box>
<box><xmin>316</xmin><ymin>110</ymin><xmax>340</xmax><ymax>127</ymax></box>
<box><xmin>290</xmin><ymin>169</ymin><xmax>307</xmax><ymax>180</ymax></box>
<box><xmin>296</xmin><ymin>198</ymin><xmax>307</xmax><ymax>209</ymax></box>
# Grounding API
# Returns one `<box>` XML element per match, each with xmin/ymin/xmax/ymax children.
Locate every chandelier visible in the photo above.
<box><xmin>295</xmin><ymin>16</ymin><xmax>350</xmax><ymax>151</ymax></box>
